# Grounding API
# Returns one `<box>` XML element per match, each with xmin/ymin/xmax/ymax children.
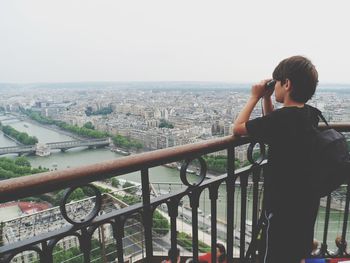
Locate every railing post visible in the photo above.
<box><xmin>81</xmin><ymin>228</ymin><xmax>92</xmax><ymax>263</ymax></box>
<box><xmin>240</xmin><ymin>175</ymin><xmax>248</xmax><ymax>261</ymax></box>
<box><xmin>114</xmin><ymin>217</ymin><xmax>125</xmax><ymax>263</ymax></box>
<box><xmin>189</xmin><ymin>190</ymin><xmax>201</xmax><ymax>262</ymax></box>
<box><xmin>141</xmin><ymin>168</ymin><xmax>153</xmax><ymax>262</ymax></box>
<box><xmin>340</xmin><ymin>183</ymin><xmax>350</xmax><ymax>256</ymax></box>
<box><xmin>167</xmin><ymin>198</ymin><xmax>180</xmax><ymax>263</ymax></box>
<box><xmin>209</xmin><ymin>183</ymin><xmax>220</xmax><ymax>263</ymax></box>
<box><xmin>42</xmin><ymin>241</ymin><xmax>54</xmax><ymax>263</ymax></box>
<box><xmin>226</xmin><ymin>146</ymin><xmax>235</xmax><ymax>263</ymax></box>
<box><xmin>98</xmin><ymin>224</ymin><xmax>107</xmax><ymax>263</ymax></box>
<box><xmin>250</xmin><ymin>165</ymin><xmax>261</xmax><ymax>262</ymax></box>
<box><xmin>0</xmin><ymin>253</ymin><xmax>11</xmax><ymax>263</ymax></box>
<box><xmin>321</xmin><ymin>194</ymin><xmax>332</xmax><ymax>257</ymax></box>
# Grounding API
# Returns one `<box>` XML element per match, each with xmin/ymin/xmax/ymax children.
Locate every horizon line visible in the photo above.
<box><xmin>0</xmin><ymin>81</ymin><xmax>349</xmax><ymax>86</ymax></box>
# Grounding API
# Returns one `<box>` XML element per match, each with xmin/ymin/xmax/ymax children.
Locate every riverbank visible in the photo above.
<box><xmin>18</xmin><ymin>110</ymin><xmax>145</xmax><ymax>153</ymax></box>
<box><xmin>24</xmin><ymin>118</ymin><xmax>84</xmax><ymax>140</ymax></box>
<box><xmin>0</xmin><ymin>130</ymin><xmax>23</xmax><ymax>145</ymax></box>
<box><xmin>0</xmin><ymin>122</ymin><xmax>38</xmax><ymax>145</ymax></box>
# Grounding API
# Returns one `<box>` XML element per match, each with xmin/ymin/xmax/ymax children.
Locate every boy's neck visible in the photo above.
<box><xmin>283</xmin><ymin>95</ymin><xmax>305</xmax><ymax>108</ymax></box>
<box><xmin>283</xmin><ymin>101</ymin><xmax>305</xmax><ymax>108</ymax></box>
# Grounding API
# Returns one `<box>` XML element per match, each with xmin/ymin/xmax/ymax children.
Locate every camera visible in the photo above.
<box><xmin>266</xmin><ymin>79</ymin><xmax>276</xmax><ymax>90</ymax></box>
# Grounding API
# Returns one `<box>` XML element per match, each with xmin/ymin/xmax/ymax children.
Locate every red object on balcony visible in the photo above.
<box><xmin>329</xmin><ymin>258</ymin><xmax>350</xmax><ymax>263</ymax></box>
<box><xmin>198</xmin><ymin>253</ymin><xmax>227</xmax><ymax>263</ymax></box>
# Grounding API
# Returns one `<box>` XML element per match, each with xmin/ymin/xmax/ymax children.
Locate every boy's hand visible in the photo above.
<box><xmin>233</xmin><ymin>78</ymin><xmax>273</xmax><ymax>135</ymax></box>
<box><xmin>251</xmin><ymin>79</ymin><xmax>271</xmax><ymax>99</ymax></box>
<box><xmin>264</xmin><ymin>83</ymin><xmax>275</xmax><ymax>98</ymax></box>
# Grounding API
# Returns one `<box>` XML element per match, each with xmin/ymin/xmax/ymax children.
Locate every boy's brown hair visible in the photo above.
<box><xmin>272</xmin><ymin>55</ymin><xmax>318</xmax><ymax>103</ymax></box>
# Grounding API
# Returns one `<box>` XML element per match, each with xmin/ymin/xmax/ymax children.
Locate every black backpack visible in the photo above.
<box><xmin>309</xmin><ymin>111</ymin><xmax>350</xmax><ymax>197</ymax></box>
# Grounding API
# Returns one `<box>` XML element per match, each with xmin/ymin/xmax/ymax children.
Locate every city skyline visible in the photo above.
<box><xmin>1</xmin><ymin>84</ymin><xmax>349</xmax><ymax>155</ymax></box>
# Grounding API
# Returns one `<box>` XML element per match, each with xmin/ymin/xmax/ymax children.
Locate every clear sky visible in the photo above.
<box><xmin>1</xmin><ymin>0</ymin><xmax>349</xmax><ymax>84</ymax></box>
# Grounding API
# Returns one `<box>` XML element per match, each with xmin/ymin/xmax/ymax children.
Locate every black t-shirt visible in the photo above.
<box><xmin>246</xmin><ymin>104</ymin><xmax>320</xmax><ymax>214</ymax></box>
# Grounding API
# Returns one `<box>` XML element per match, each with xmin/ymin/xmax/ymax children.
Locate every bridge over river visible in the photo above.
<box><xmin>0</xmin><ymin>138</ymin><xmax>111</xmax><ymax>156</ymax></box>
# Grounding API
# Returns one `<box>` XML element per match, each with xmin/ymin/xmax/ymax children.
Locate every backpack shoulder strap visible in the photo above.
<box><xmin>304</xmin><ymin>105</ymin><xmax>323</xmax><ymax>133</ymax></box>
<box><xmin>308</xmin><ymin>105</ymin><xmax>329</xmax><ymax>127</ymax></box>
<box><xmin>317</xmin><ymin>112</ymin><xmax>329</xmax><ymax>127</ymax></box>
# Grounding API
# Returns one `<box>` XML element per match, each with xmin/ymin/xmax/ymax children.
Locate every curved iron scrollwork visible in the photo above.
<box><xmin>4</xmin><ymin>246</ymin><xmax>43</xmax><ymax>263</ymax></box>
<box><xmin>60</xmin><ymin>184</ymin><xmax>102</xmax><ymax>225</ymax></box>
<box><xmin>180</xmin><ymin>157</ymin><xmax>207</xmax><ymax>187</ymax></box>
<box><xmin>247</xmin><ymin>142</ymin><xmax>266</xmax><ymax>165</ymax></box>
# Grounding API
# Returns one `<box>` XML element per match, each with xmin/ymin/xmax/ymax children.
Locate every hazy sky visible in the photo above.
<box><xmin>1</xmin><ymin>0</ymin><xmax>350</xmax><ymax>84</ymax></box>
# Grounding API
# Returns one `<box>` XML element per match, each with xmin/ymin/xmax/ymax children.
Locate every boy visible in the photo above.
<box><xmin>233</xmin><ymin>56</ymin><xmax>320</xmax><ymax>263</ymax></box>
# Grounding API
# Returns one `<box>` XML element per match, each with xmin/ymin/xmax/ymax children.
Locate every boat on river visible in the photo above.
<box><xmin>176</xmin><ymin>165</ymin><xmax>196</xmax><ymax>174</ymax></box>
<box><xmin>110</xmin><ymin>147</ymin><xmax>130</xmax><ymax>156</ymax></box>
<box><xmin>163</xmin><ymin>162</ymin><xmax>177</xmax><ymax>168</ymax></box>
<box><xmin>35</xmin><ymin>143</ymin><xmax>51</xmax><ymax>157</ymax></box>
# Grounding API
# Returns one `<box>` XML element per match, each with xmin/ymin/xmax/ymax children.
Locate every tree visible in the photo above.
<box><xmin>14</xmin><ymin>157</ymin><xmax>31</xmax><ymax>167</ymax></box>
<box><xmin>85</xmin><ymin>106</ymin><xmax>112</xmax><ymax>116</ymax></box>
<box><xmin>85</xmin><ymin>106</ymin><xmax>93</xmax><ymax>116</ymax></box>
<box><xmin>112</xmin><ymin>134</ymin><xmax>143</xmax><ymax>150</ymax></box>
<box><xmin>153</xmin><ymin>210</ymin><xmax>170</xmax><ymax>235</ymax></box>
<box><xmin>21</xmin><ymin>109</ymin><xmax>107</xmax><ymax>139</ymax></box>
<box><xmin>67</xmin><ymin>188</ymin><xmax>85</xmax><ymax>202</ymax></box>
<box><xmin>52</xmin><ymin>246</ymin><xmax>82</xmax><ymax>263</ymax></box>
<box><xmin>122</xmin><ymin>181</ymin><xmax>137</xmax><ymax>194</ymax></box>
<box><xmin>0</xmin><ymin>157</ymin><xmax>47</xmax><ymax>180</ymax></box>
<box><xmin>0</xmin><ymin>125</ymin><xmax>38</xmax><ymax>145</ymax></box>
<box><xmin>83</xmin><ymin>122</ymin><xmax>95</xmax><ymax>130</ymax></box>
<box><xmin>159</xmin><ymin>119</ymin><xmax>174</xmax><ymax>129</ymax></box>
<box><xmin>111</xmin><ymin>178</ymin><xmax>120</xmax><ymax>188</ymax></box>
<box><xmin>0</xmin><ymin>221</ymin><xmax>4</xmax><ymax>246</ymax></box>
<box><xmin>0</xmin><ymin>167</ymin><xmax>16</xmax><ymax>180</ymax></box>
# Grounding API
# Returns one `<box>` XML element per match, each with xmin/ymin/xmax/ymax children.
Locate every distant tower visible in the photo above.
<box><xmin>161</xmin><ymin>109</ymin><xmax>169</xmax><ymax>120</ymax></box>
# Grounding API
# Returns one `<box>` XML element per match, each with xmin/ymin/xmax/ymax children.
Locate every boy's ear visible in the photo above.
<box><xmin>285</xmin><ymin>78</ymin><xmax>292</xmax><ymax>92</ymax></box>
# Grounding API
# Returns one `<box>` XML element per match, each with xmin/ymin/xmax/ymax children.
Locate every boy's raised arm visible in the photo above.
<box><xmin>263</xmin><ymin>90</ymin><xmax>275</xmax><ymax>115</ymax></box>
<box><xmin>233</xmin><ymin>96</ymin><xmax>260</xmax><ymax>135</ymax></box>
<box><xmin>233</xmin><ymin>80</ymin><xmax>270</xmax><ymax>136</ymax></box>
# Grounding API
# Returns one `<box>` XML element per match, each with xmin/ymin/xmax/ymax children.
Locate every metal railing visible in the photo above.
<box><xmin>0</xmin><ymin>123</ymin><xmax>350</xmax><ymax>263</ymax></box>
